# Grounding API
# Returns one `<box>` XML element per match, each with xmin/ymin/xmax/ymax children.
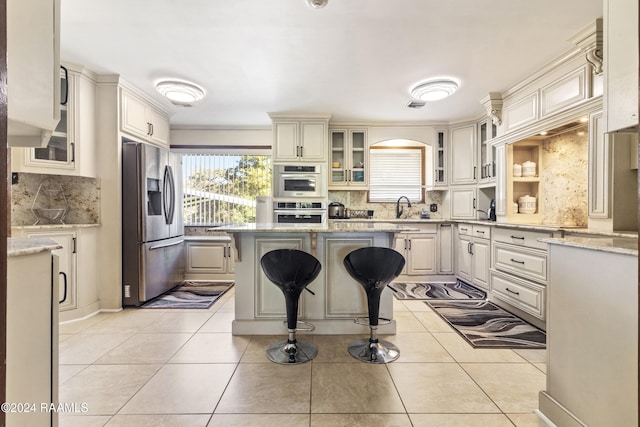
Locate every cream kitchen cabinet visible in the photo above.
<box><xmin>489</xmin><ymin>226</ymin><xmax>553</xmax><ymax>329</ymax></box>
<box><xmin>15</xmin><ymin>226</ymin><xmax>99</xmax><ymax>322</ymax></box>
<box><xmin>7</xmin><ymin>246</ymin><xmax>59</xmax><ymax>427</ymax></box>
<box><xmin>449</xmin><ymin>123</ymin><xmax>477</xmax><ymax>185</ymax></box>
<box><xmin>8</xmin><ymin>0</ymin><xmax>61</xmax><ymax>148</ymax></box>
<box><xmin>120</xmin><ymin>88</ymin><xmax>170</xmax><ymax>146</ymax></box>
<box><xmin>438</xmin><ymin>223</ymin><xmax>454</xmax><ymax>274</ymax></box>
<box><xmin>12</xmin><ymin>64</ymin><xmax>97</xmax><ymax>177</ymax></box>
<box><xmin>270</xmin><ymin>114</ymin><xmax>330</xmax><ymax>163</ymax></box>
<box><xmin>455</xmin><ymin>224</ymin><xmax>491</xmax><ymax>290</ymax></box>
<box><xmin>432</xmin><ymin>130</ymin><xmax>448</xmax><ymax>187</ymax></box>
<box><xmin>588</xmin><ymin>110</ymin><xmax>638</xmax><ymax>231</ymax></box>
<box><xmin>477</xmin><ymin>118</ymin><xmax>497</xmax><ymax>184</ymax></box>
<box><xmin>329</xmin><ymin>128</ymin><xmax>368</xmax><ymax>188</ymax></box>
<box><xmin>185</xmin><ymin>236</ymin><xmax>235</xmax><ymax>280</ymax></box>
<box><xmin>450</xmin><ymin>186</ymin><xmax>477</xmax><ymax>220</ymax></box>
<box><xmin>604</xmin><ymin>0</ymin><xmax>638</xmax><ymax>132</ymax></box>
<box><xmin>395</xmin><ymin>224</ymin><xmax>437</xmax><ymax>277</ymax></box>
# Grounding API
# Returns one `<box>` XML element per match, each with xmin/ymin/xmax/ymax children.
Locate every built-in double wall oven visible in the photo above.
<box><xmin>274</xmin><ymin>164</ymin><xmax>326</xmax><ymax>198</ymax></box>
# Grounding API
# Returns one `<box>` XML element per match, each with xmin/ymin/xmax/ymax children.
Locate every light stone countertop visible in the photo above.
<box><xmin>540</xmin><ymin>236</ymin><xmax>638</xmax><ymax>256</ymax></box>
<box><xmin>215</xmin><ymin>222</ymin><xmax>419</xmax><ymax>233</ymax></box>
<box><xmin>12</xmin><ymin>223</ymin><xmax>101</xmax><ymax>230</ymax></box>
<box><xmin>8</xmin><ymin>237</ymin><xmax>63</xmax><ymax>257</ymax></box>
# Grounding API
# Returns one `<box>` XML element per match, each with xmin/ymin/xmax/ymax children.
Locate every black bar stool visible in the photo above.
<box><xmin>343</xmin><ymin>246</ymin><xmax>405</xmax><ymax>363</ymax></box>
<box><xmin>260</xmin><ymin>249</ymin><xmax>321</xmax><ymax>364</ymax></box>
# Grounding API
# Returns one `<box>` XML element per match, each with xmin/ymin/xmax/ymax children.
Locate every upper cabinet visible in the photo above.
<box><xmin>449</xmin><ymin>123</ymin><xmax>477</xmax><ymax>185</ymax></box>
<box><xmin>120</xmin><ymin>88</ymin><xmax>170</xmax><ymax>147</ymax></box>
<box><xmin>477</xmin><ymin>118</ymin><xmax>497</xmax><ymax>185</ymax></box>
<box><xmin>11</xmin><ymin>63</ymin><xmax>98</xmax><ymax>177</ymax></box>
<box><xmin>269</xmin><ymin>114</ymin><xmax>331</xmax><ymax>163</ymax></box>
<box><xmin>7</xmin><ymin>0</ymin><xmax>61</xmax><ymax>147</ymax></box>
<box><xmin>604</xmin><ymin>0</ymin><xmax>638</xmax><ymax>132</ymax></box>
<box><xmin>329</xmin><ymin>128</ymin><xmax>368</xmax><ymax>188</ymax></box>
<box><xmin>433</xmin><ymin>130</ymin><xmax>448</xmax><ymax>187</ymax></box>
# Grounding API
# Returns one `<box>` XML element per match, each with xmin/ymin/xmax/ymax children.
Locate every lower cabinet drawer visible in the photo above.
<box><xmin>490</xmin><ymin>269</ymin><xmax>545</xmax><ymax>320</ymax></box>
<box><xmin>493</xmin><ymin>242</ymin><xmax>547</xmax><ymax>283</ymax></box>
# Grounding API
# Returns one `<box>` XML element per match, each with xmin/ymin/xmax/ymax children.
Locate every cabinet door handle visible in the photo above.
<box><xmin>473</xmin><ymin>198</ymin><xmax>476</xmax><ymax>209</ymax></box>
<box><xmin>408</xmin><ymin>239</ymin><xmax>412</xmax><ymax>250</ymax></box>
<box><xmin>299</xmin><ymin>146</ymin><xmax>303</xmax><ymax>158</ymax></box>
<box><xmin>70</xmin><ymin>142</ymin><xmax>75</xmax><ymax>162</ymax></box>
<box><xmin>440</xmin><ymin>223</ymin><xmax>452</xmax><ymax>227</ymax></box>
<box><xmin>150</xmin><ymin>123</ymin><xmax>154</xmax><ymax>136</ymax></box>
<box><xmin>505</xmin><ymin>287</ymin><xmax>520</xmax><ymax>296</ymax></box>
<box><xmin>469</xmin><ymin>242</ymin><xmax>474</xmax><ymax>255</ymax></box>
<box><xmin>473</xmin><ymin>166</ymin><xmax>477</xmax><ymax>179</ymax></box>
<box><xmin>476</xmin><ymin>230</ymin><xmax>485</xmax><ymax>234</ymax></box>
<box><xmin>460</xmin><ymin>227</ymin><xmax>468</xmax><ymax>232</ymax></box>
<box><xmin>510</xmin><ymin>235</ymin><xmax>525</xmax><ymax>240</ymax></box>
<box><xmin>72</xmin><ymin>237</ymin><xmax>77</xmax><ymax>254</ymax></box>
<box><xmin>59</xmin><ymin>271</ymin><xmax>68</xmax><ymax>304</ymax></box>
<box><xmin>510</xmin><ymin>258</ymin><xmax>525</xmax><ymax>264</ymax></box>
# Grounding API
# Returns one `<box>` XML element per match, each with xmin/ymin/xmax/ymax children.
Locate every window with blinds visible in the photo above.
<box><xmin>181</xmin><ymin>153</ymin><xmax>271</xmax><ymax>225</ymax></box>
<box><xmin>368</xmin><ymin>147</ymin><xmax>424</xmax><ymax>202</ymax></box>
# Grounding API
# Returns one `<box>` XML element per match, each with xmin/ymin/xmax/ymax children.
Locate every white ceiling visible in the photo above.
<box><xmin>60</xmin><ymin>0</ymin><xmax>603</xmax><ymax>127</ymax></box>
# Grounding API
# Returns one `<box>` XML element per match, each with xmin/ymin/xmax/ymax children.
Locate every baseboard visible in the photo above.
<box><xmin>59</xmin><ymin>301</ymin><xmax>101</xmax><ymax>323</ymax></box>
<box><xmin>538</xmin><ymin>391</ymin><xmax>587</xmax><ymax>427</ymax></box>
<box><xmin>59</xmin><ymin>306</ymin><xmax>122</xmax><ymax>325</ymax></box>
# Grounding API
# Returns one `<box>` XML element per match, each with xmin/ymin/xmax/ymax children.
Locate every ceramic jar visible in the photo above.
<box><xmin>513</xmin><ymin>163</ymin><xmax>522</xmax><ymax>177</ymax></box>
<box><xmin>518</xmin><ymin>195</ymin><xmax>537</xmax><ymax>214</ymax></box>
<box><xmin>522</xmin><ymin>160</ymin><xmax>536</xmax><ymax>177</ymax></box>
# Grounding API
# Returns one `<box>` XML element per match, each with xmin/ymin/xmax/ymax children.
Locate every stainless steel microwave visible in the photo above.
<box><xmin>275</xmin><ymin>164</ymin><xmax>326</xmax><ymax>198</ymax></box>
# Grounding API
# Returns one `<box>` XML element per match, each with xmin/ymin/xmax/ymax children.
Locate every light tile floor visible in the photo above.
<box><xmin>58</xmin><ymin>289</ymin><xmax>548</xmax><ymax>427</ymax></box>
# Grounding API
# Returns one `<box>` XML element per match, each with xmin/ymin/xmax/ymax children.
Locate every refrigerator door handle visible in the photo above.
<box><xmin>163</xmin><ymin>165</ymin><xmax>176</xmax><ymax>225</ymax></box>
<box><xmin>149</xmin><ymin>239</ymin><xmax>184</xmax><ymax>251</ymax></box>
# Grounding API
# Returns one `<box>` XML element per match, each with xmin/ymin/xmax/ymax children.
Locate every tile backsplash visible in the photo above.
<box><xmin>328</xmin><ymin>190</ymin><xmax>446</xmax><ymax>219</ymax></box>
<box><xmin>11</xmin><ymin>173</ymin><xmax>100</xmax><ymax>226</ymax></box>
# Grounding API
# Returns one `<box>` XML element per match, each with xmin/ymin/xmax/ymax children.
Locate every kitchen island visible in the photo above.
<box><xmin>537</xmin><ymin>235</ymin><xmax>638</xmax><ymax>427</ymax></box>
<box><xmin>217</xmin><ymin>222</ymin><xmax>418</xmax><ymax>335</ymax></box>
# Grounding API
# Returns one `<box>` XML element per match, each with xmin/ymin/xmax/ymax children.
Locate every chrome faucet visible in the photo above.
<box><xmin>396</xmin><ymin>196</ymin><xmax>412</xmax><ymax>219</ymax></box>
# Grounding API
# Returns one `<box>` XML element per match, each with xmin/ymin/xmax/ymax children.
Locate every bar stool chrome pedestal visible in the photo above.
<box><xmin>260</xmin><ymin>249</ymin><xmax>321</xmax><ymax>364</ymax></box>
<box><xmin>343</xmin><ymin>247</ymin><xmax>405</xmax><ymax>363</ymax></box>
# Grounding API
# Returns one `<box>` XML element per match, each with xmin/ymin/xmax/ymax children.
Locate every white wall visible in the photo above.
<box><xmin>170</xmin><ymin>127</ymin><xmax>272</xmax><ymax>149</ymax></box>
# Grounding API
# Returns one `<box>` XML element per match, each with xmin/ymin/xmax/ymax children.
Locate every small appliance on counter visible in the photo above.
<box><xmin>488</xmin><ymin>199</ymin><xmax>497</xmax><ymax>221</ymax></box>
<box><xmin>328</xmin><ymin>202</ymin><xmax>346</xmax><ymax>219</ymax></box>
<box><xmin>420</xmin><ymin>208</ymin><xmax>430</xmax><ymax>219</ymax></box>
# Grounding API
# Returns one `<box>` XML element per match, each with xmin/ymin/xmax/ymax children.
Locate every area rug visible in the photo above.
<box><xmin>142</xmin><ymin>281</ymin><xmax>234</xmax><ymax>309</ymax></box>
<box><xmin>388</xmin><ymin>279</ymin><xmax>486</xmax><ymax>300</ymax></box>
<box><xmin>426</xmin><ymin>300</ymin><xmax>546</xmax><ymax>349</ymax></box>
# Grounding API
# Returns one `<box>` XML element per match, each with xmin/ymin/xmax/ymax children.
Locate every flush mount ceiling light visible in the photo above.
<box><xmin>306</xmin><ymin>0</ymin><xmax>328</xmax><ymax>8</ymax></box>
<box><xmin>156</xmin><ymin>80</ymin><xmax>205</xmax><ymax>106</ymax></box>
<box><xmin>410</xmin><ymin>79</ymin><xmax>459</xmax><ymax>102</ymax></box>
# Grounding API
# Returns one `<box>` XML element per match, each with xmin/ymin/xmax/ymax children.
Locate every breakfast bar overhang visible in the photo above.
<box><xmin>218</xmin><ymin>222</ymin><xmax>418</xmax><ymax>335</ymax></box>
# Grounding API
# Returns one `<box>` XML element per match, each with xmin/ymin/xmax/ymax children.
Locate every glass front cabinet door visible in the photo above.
<box><xmin>329</xmin><ymin>129</ymin><xmax>368</xmax><ymax>188</ymax></box>
<box><xmin>478</xmin><ymin>118</ymin><xmax>497</xmax><ymax>184</ymax></box>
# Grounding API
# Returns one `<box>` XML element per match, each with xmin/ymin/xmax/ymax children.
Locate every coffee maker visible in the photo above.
<box><xmin>487</xmin><ymin>199</ymin><xmax>497</xmax><ymax>221</ymax></box>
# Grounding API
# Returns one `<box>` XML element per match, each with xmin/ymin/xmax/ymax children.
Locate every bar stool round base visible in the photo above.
<box><xmin>266</xmin><ymin>340</ymin><xmax>318</xmax><ymax>364</ymax></box>
<box><xmin>348</xmin><ymin>338</ymin><xmax>400</xmax><ymax>364</ymax></box>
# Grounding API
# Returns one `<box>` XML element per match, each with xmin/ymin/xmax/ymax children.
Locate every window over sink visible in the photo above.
<box><xmin>368</xmin><ymin>140</ymin><xmax>431</xmax><ymax>203</ymax></box>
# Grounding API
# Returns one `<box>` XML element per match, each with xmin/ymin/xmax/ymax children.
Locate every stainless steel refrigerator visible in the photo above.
<box><xmin>122</xmin><ymin>141</ymin><xmax>185</xmax><ymax>306</ymax></box>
